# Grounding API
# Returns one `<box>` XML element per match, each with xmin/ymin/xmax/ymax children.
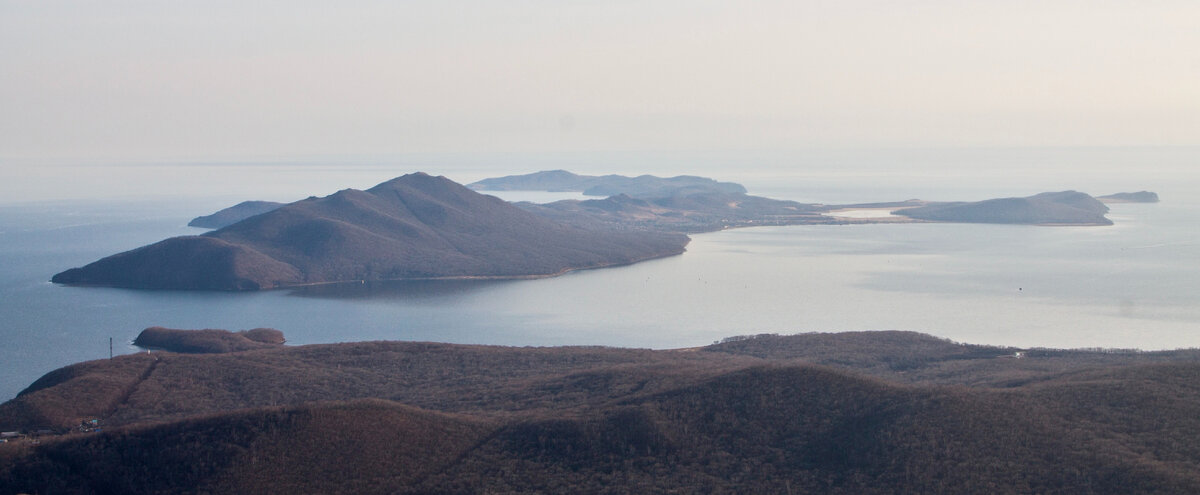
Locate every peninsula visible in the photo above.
<box><xmin>51</xmin><ymin>173</ymin><xmax>689</xmax><ymax>290</ymax></box>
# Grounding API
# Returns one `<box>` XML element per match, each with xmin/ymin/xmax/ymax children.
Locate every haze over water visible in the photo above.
<box><xmin>0</xmin><ymin>147</ymin><xmax>1197</xmax><ymax>400</ymax></box>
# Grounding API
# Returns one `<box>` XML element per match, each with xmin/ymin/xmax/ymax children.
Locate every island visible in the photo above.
<box><xmin>188</xmin><ymin>200</ymin><xmax>284</xmax><ymax>229</ymax></box>
<box><xmin>474</xmin><ymin>171</ymin><xmax>1137</xmax><ymax>230</ymax></box>
<box><xmin>68</xmin><ymin>170</ymin><xmax>1154</xmax><ymax>292</ymax></box>
<box><xmin>1098</xmin><ymin>191</ymin><xmax>1160</xmax><ymax>203</ymax></box>
<box><xmin>133</xmin><ymin>326</ymin><xmax>285</xmax><ymax>353</ymax></box>
<box><xmin>51</xmin><ymin>173</ymin><xmax>689</xmax><ymax>291</ymax></box>
<box><xmin>4</xmin><ymin>330</ymin><xmax>1200</xmax><ymax>493</ymax></box>
<box><xmin>893</xmin><ymin>190</ymin><xmax>1114</xmax><ymax>225</ymax></box>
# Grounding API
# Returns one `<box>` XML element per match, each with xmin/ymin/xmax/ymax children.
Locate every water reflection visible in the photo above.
<box><xmin>286</xmin><ymin>278</ymin><xmax>517</xmax><ymax>300</ymax></box>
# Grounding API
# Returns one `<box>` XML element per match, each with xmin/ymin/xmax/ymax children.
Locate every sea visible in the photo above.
<box><xmin>1</xmin><ymin>147</ymin><xmax>1197</xmax><ymax>400</ymax></box>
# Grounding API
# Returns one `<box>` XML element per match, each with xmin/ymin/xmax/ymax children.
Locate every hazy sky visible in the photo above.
<box><xmin>2</xmin><ymin>1</ymin><xmax>1197</xmax><ymax>163</ymax></box>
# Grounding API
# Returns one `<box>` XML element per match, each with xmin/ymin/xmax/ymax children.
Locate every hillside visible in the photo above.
<box><xmin>521</xmin><ymin>191</ymin><xmax>832</xmax><ymax>233</ymax></box>
<box><xmin>5</xmin><ymin>331</ymin><xmax>1200</xmax><ymax>493</ymax></box>
<box><xmin>51</xmin><ymin>173</ymin><xmax>690</xmax><ymax>290</ymax></box>
<box><xmin>468</xmin><ymin>169</ymin><xmax>748</xmax><ymax>197</ymax></box>
<box><xmin>187</xmin><ymin>200</ymin><xmax>284</xmax><ymax>229</ymax></box>
<box><xmin>895</xmin><ymin>190</ymin><xmax>1112</xmax><ymax>225</ymax></box>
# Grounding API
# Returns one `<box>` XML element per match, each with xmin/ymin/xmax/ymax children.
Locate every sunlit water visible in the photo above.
<box><xmin>0</xmin><ymin>147</ymin><xmax>1197</xmax><ymax>400</ymax></box>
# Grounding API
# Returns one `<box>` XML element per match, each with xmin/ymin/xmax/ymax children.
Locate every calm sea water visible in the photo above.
<box><xmin>1</xmin><ymin>147</ymin><xmax>1197</xmax><ymax>400</ymax></box>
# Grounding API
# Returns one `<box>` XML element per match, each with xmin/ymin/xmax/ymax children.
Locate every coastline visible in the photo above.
<box><xmin>51</xmin><ymin>243</ymin><xmax>692</xmax><ymax>292</ymax></box>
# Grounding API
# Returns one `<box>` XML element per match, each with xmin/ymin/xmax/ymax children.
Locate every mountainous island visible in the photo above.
<box><xmin>5</xmin><ymin>330</ymin><xmax>1200</xmax><ymax>493</ymax></box>
<box><xmin>51</xmin><ymin>173</ymin><xmax>689</xmax><ymax>291</ymax></box>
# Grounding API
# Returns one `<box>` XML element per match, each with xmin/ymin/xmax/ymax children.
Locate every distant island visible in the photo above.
<box><xmin>894</xmin><ymin>190</ymin><xmax>1114</xmax><ymax>226</ymax></box>
<box><xmin>1098</xmin><ymin>191</ymin><xmax>1160</xmax><ymax>203</ymax></box>
<box><xmin>5</xmin><ymin>330</ymin><xmax>1200</xmax><ymax>493</ymax></box>
<box><xmin>467</xmin><ymin>169</ymin><xmax>747</xmax><ymax>197</ymax></box>
<box><xmin>188</xmin><ymin>200</ymin><xmax>284</xmax><ymax>229</ymax></box>
<box><xmin>472</xmin><ymin>170</ymin><xmax>1152</xmax><ymax>230</ymax></box>
<box><xmin>51</xmin><ymin>173</ymin><xmax>689</xmax><ymax>290</ymax></box>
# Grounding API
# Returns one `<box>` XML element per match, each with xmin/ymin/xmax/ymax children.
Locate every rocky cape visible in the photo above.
<box><xmin>51</xmin><ymin>173</ymin><xmax>690</xmax><ymax>291</ymax></box>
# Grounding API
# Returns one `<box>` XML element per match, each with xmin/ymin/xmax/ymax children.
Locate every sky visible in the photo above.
<box><xmin>2</xmin><ymin>0</ymin><xmax>1198</xmax><ymax>165</ymax></box>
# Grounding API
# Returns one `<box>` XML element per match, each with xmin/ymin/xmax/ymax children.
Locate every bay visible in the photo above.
<box><xmin>1</xmin><ymin>147</ymin><xmax>1197</xmax><ymax>401</ymax></box>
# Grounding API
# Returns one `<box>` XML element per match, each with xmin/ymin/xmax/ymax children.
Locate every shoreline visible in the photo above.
<box><xmin>52</xmin><ymin>244</ymin><xmax>691</xmax><ymax>292</ymax></box>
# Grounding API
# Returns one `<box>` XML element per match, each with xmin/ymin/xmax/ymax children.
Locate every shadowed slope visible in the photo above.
<box><xmin>1</xmin><ymin>400</ymin><xmax>494</xmax><ymax>495</ymax></box>
<box><xmin>9</xmin><ymin>357</ymin><xmax>1200</xmax><ymax>494</ymax></box>
<box><xmin>50</xmin><ymin>236</ymin><xmax>302</xmax><ymax>290</ymax></box>
<box><xmin>423</xmin><ymin>365</ymin><xmax>1200</xmax><ymax>493</ymax></box>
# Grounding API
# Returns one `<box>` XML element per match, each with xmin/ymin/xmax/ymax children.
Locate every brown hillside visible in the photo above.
<box><xmin>1</xmin><ymin>399</ymin><xmax>493</xmax><ymax>495</ymax></box>
<box><xmin>421</xmin><ymin>365</ymin><xmax>1200</xmax><ymax>493</ymax></box>
<box><xmin>6</xmin><ymin>332</ymin><xmax>1200</xmax><ymax>493</ymax></box>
